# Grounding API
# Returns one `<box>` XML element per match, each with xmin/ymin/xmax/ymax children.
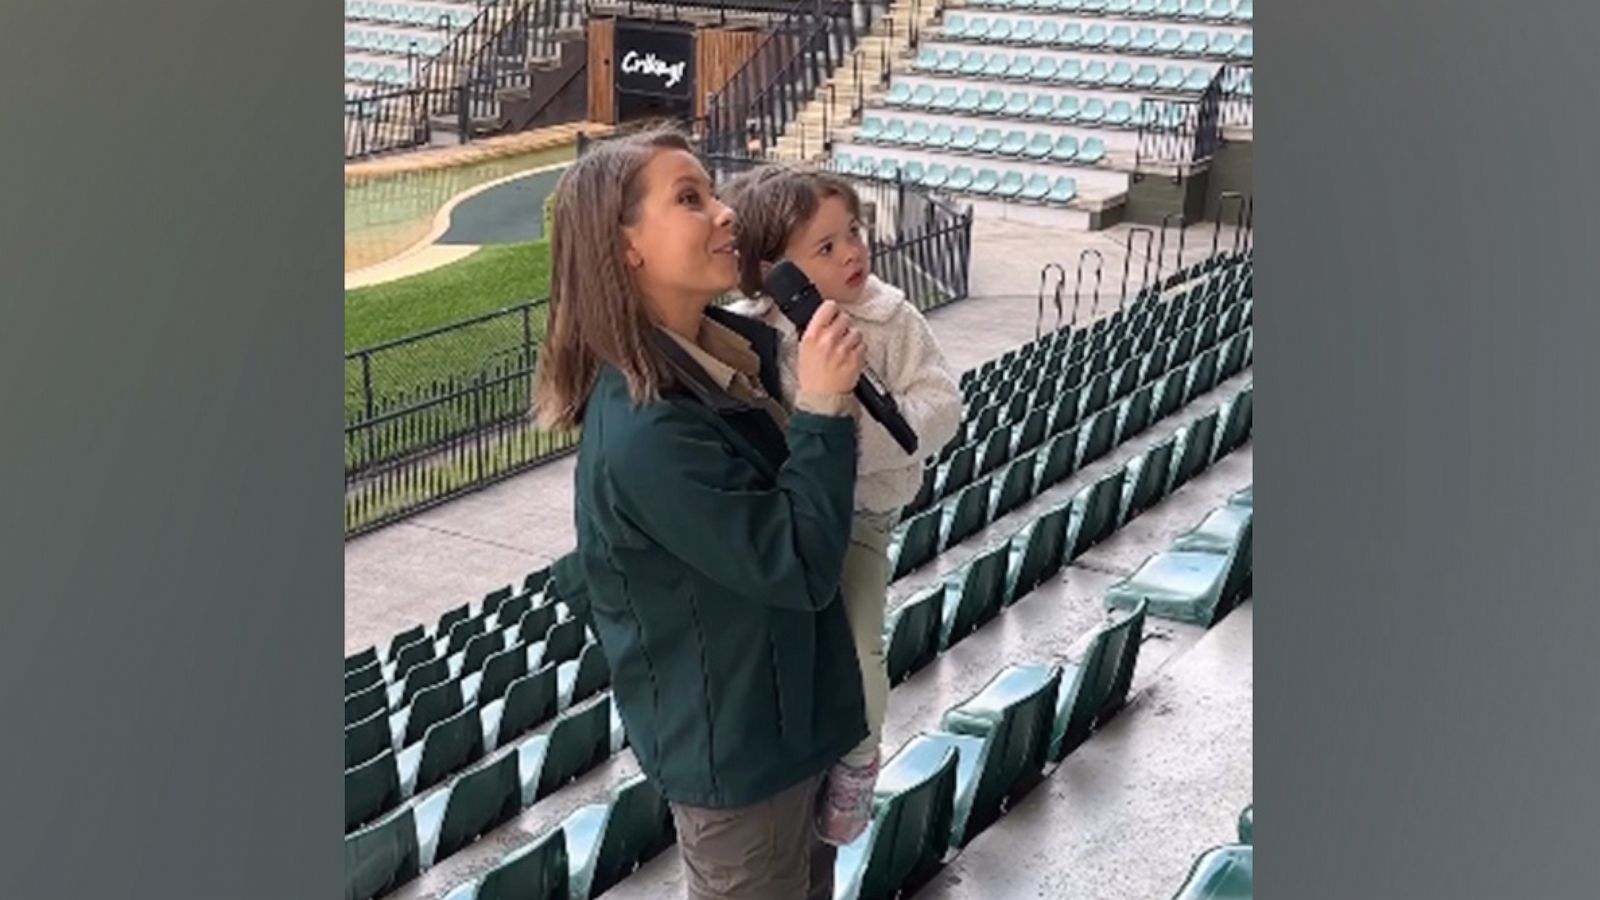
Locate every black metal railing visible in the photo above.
<box><xmin>344</xmin><ymin>0</ymin><xmax>583</xmax><ymax>159</ymax></box>
<box><xmin>1220</xmin><ymin>63</ymin><xmax>1253</xmax><ymax>129</ymax></box>
<box><xmin>1134</xmin><ymin>67</ymin><xmax>1225</xmax><ymax>174</ymax></box>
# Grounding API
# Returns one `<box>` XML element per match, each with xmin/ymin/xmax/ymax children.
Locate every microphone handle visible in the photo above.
<box><xmin>854</xmin><ymin>376</ymin><xmax>920</xmax><ymax>455</ymax></box>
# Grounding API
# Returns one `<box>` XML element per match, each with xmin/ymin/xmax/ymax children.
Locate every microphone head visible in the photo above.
<box><xmin>762</xmin><ymin>259</ymin><xmax>822</xmax><ymax>322</ymax></box>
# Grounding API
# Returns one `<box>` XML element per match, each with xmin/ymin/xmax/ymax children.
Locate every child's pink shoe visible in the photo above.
<box><xmin>815</xmin><ymin>751</ymin><xmax>881</xmax><ymax>846</ymax></box>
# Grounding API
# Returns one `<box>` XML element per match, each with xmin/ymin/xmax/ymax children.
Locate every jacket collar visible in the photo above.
<box><xmin>652</xmin><ymin>305</ymin><xmax>785</xmax><ymax>415</ymax></box>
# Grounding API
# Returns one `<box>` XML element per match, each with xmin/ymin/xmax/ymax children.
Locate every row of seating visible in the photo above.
<box><xmin>875</xmin><ymin>86</ymin><xmax>1187</xmax><ymax>128</ymax></box>
<box><xmin>909</xmin><ymin>266</ymin><xmax>1251</xmax><ymax>526</ymax></box>
<box><xmin>937</xmin><ymin>17</ymin><xmax>1253</xmax><ymax>61</ymax></box>
<box><xmin>899</xmin><ymin>54</ymin><xmax>1217</xmax><ymax>91</ymax></box>
<box><xmin>859</xmin><ymin>117</ymin><xmax>1116</xmax><ymax>160</ymax></box>
<box><xmin>962</xmin><ymin>0</ymin><xmax>1253</xmax><ymax>23</ymax></box>
<box><xmin>346</xmin><ymin>26</ymin><xmax>448</xmax><ymax>57</ymax></box>
<box><xmin>1106</xmin><ymin>482</ymin><xmax>1252</xmax><ymax>626</ymax></box>
<box><xmin>346</xmin><ymin>566</ymin><xmax>553</xmax><ymax>678</ymax></box>
<box><xmin>345</xmin><ymin>692</ymin><xmax>626</xmax><ymax>900</ymax></box>
<box><xmin>1169</xmin><ymin>804</ymin><xmax>1254</xmax><ymax>898</ymax></box>
<box><xmin>840</xmin><ymin>152</ymin><xmax>1089</xmax><ymax>204</ymax></box>
<box><xmin>344</xmin><ymin>58</ymin><xmax>412</xmax><ymax>87</ymax></box>
<box><xmin>346</xmin><ymin>0</ymin><xmax>477</xmax><ymax>30</ymax></box>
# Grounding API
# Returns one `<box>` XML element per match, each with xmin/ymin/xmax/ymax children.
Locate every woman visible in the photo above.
<box><xmin>537</xmin><ymin>130</ymin><xmax>869</xmax><ymax>899</ymax></box>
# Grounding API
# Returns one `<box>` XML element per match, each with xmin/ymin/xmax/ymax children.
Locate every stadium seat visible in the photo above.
<box><xmin>1065</xmin><ymin>468</ymin><xmax>1126</xmax><ymax>559</ymax></box>
<box><xmin>1050</xmin><ymin>95</ymin><xmax>1081</xmax><ymax>122</ymax></box>
<box><xmin>1210</xmin><ymin>32</ymin><xmax>1238</xmax><ymax>57</ymax></box>
<box><xmin>1053</xmin><ymin>58</ymin><xmax>1083</xmax><ymax>84</ymax></box>
<box><xmin>559</xmin><ymin>772</ymin><xmax>675</xmax><ymax>900</ymax></box>
<box><xmin>475</xmin><ymin>642</ymin><xmax>530</xmax><ymax>707</ymax></box>
<box><xmin>962</xmin><ymin>16</ymin><xmax>989</xmax><ymax>39</ymax></box>
<box><xmin>1048</xmin><ymin>599</ymin><xmax>1146</xmax><ymax>759</ymax></box>
<box><xmin>1132</xmin><ymin>0</ymin><xmax>1158</xmax><ymax>13</ymax></box>
<box><xmin>440</xmin><ymin>826</ymin><xmax>569</xmax><ymax>900</ymax></box>
<box><xmin>1081</xmin><ymin>60</ymin><xmax>1109</xmax><ymax>85</ymax></box>
<box><xmin>1006</xmin><ymin>502</ymin><xmax>1070</xmax><ymax>601</ymax></box>
<box><xmin>1206</xmin><ymin>0</ymin><xmax>1235</xmax><ymax>18</ymax></box>
<box><xmin>915</xmin><ymin>664</ymin><xmax>1062</xmax><ymax>846</ymax></box>
<box><xmin>1236</xmin><ymin>0</ymin><xmax>1252</xmax><ymax>22</ymax></box>
<box><xmin>1045</xmin><ymin>136</ymin><xmax>1079</xmax><ymax>165</ymax></box>
<box><xmin>556</xmin><ymin>642</ymin><xmax>611</xmax><ymax>712</ymax></box>
<box><xmin>1183</xmin><ymin>0</ymin><xmax>1207</xmax><ymax>16</ymax></box>
<box><xmin>425</xmin><ymin>751</ymin><xmax>522</xmax><ymax>867</ymax></box>
<box><xmin>887</xmin><ymin>83</ymin><xmax>913</xmax><ymax>105</ymax></box>
<box><xmin>984</xmin><ymin>54</ymin><xmax>1012</xmax><ymax>78</ymax></box>
<box><xmin>903</xmin><ymin>161</ymin><xmax>928</xmax><ymax>185</ymax></box>
<box><xmin>1106</xmin><ymin>100</ymin><xmax>1134</xmax><ymax>126</ymax></box>
<box><xmin>1159</xmin><ymin>64</ymin><xmax>1188</xmax><ymax>91</ymax></box>
<box><xmin>990</xmin><ymin>449</ymin><xmax>1036</xmax><ymax>515</ymax></box>
<box><xmin>942</xmin><ymin>475</ymin><xmax>994</xmax><ymax>549</ymax></box>
<box><xmin>885</xmin><ymin>585</ymin><xmax>944</xmax><ymax>685</ymax></box>
<box><xmin>940</xmin><ymin>544</ymin><xmax>1008</xmax><ymax>648</ymax></box>
<box><xmin>346</xmin><ymin>749</ymin><xmax>403</xmax><ymax>833</ymax></box>
<box><xmin>404</xmin><ymin>678</ymin><xmax>466</xmax><ymax>745</ymax></box>
<box><xmin>543</xmin><ymin>617</ymin><xmax>585</xmax><ymax>667</ymax></box>
<box><xmin>1012</xmin><ymin>20</ymin><xmax>1038</xmax><ymax>44</ymax></box>
<box><xmin>1238</xmin><ymin>805</ymin><xmax>1253</xmax><ymax>844</ymax></box>
<box><xmin>1107</xmin><ymin>62</ymin><xmax>1134</xmax><ymax>88</ymax></box>
<box><xmin>999</xmin><ymin>131</ymin><xmax>1028</xmax><ymax>156</ymax></box>
<box><xmin>1173</xmin><ymin>503</ymin><xmax>1254</xmax><ymax>605</ymax></box>
<box><xmin>1104</xmin><ymin>533</ymin><xmax>1246</xmax><ymax>629</ymax></box>
<box><xmin>988</xmin><ymin>19</ymin><xmax>1015</xmax><ymax>43</ymax></box>
<box><xmin>1006</xmin><ymin>55</ymin><xmax>1034</xmax><ymax>80</ymax></box>
<box><xmin>947</xmin><ymin>166</ymin><xmax>976</xmax><ymax>192</ymax></box>
<box><xmin>347</xmin><ymin>659</ymin><xmax>384</xmax><ymax>698</ymax></box>
<box><xmin>1078</xmin><ymin>98</ymin><xmax>1107</xmax><ymax>124</ymax></box>
<box><xmin>1060</xmin><ymin>24</ymin><xmax>1083</xmax><ymax>47</ymax></box>
<box><xmin>1120</xmin><ymin>436</ymin><xmax>1177</xmax><ymax>523</ymax></box>
<box><xmin>408</xmin><ymin>703</ymin><xmax>485</xmax><ymax>795</ymax></box>
<box><xmin>952</xmin><ymin>125</ymin><xmax>980</xmax><ymax>152</ymax></box>
<box><xmin>1031</xmin><ymin>56</ymin><xmax>1060</xmax><ymax>82</ymax></box>
<box><xmin>394</xmin><ymin>657</ymin><xmax>451</xmax><ymax>709</ymax></box>
<box><xmin>1116</xmin><ymin>384</ymin><xmax>1155</xmax><ymax>444</ymax></box>
<box><xmin>931</xmin><ymin>88</ymin><xmax>959</xmax><ymax>113</ymax></box>
<box><xmin>344</xmin><ymin>806</ymin><xmax>420</xmax><ymax>900</ymax></box>
<box><xmin>884</xmin><ymin>119</ymin><xmax>907</xmax><ymax>144</ymax></box>
<box><xmin>1183</xmin><ymin>31</ymin><xmax>1210</xmax><ymax>56</ymax></box>
<box><xmin>1235</xmin><ymin>33</ymin><xmax>1253</xmax><ymax>59</ymax></box>
<box><xmin>940</xmin><ymin>15</ymin><xmax>965</xmax><ymax>39</ymax></box>
<box><xmin>955</xmin><ymin>89</ymin><xmax>983</xmax><ymax>114</ymax></box>
<box><xmin>1158</xmin><ymin>28</ymin><xmax>1185</xmax><ymax>54</ymax></box>
<box><xmin>523</xmin><ymin>695</ymin><xmax>613</xmax><ymax>803</ymax></box>
<box><xmin>1185</xmin><ymin>68</ymin><xmax>1213</xmax><ymax>91</ymax></box>
<box><xmin>347</xmin><ymin>680</ymin><xmax>389</xmax><ymax>727</ymax></box>
<box><xmin>516</xmin><ymin>604</ymin><xmax>559</xmax><ymax>646</ymax></box>
<box><xmin>1031</xmin><ymin>21</ymin><xmax>1061</xmax><ymax>46</ymax></box>
<box><xmin>1133</xmin><ymin>63</ymin><xmax>1161</xmax><ymax>89</ymax></box>
<box><xmin>1005</xmin><ymin>91</ymin><xmax>1031</xmax><ymax>117</ymax></box>
<box><xmin>1076</xmin><ymin>407</ymin><xmax>1117</xmax><ymax>468</ymax></box>
<box><xmin>486</xmin><ymin>666</ymin><xmax>558</xmax><ymax>749</ymax></box>
<box><xmin>1107</xmin><ymin>25</ymin><xmax>1133</xmax><ymax>50</ymax></box>
<box><xmin>962</xmin><ymin>50</ymin><xmax>988</xmax><ymax>76</ymax></box>
<box><xmin>1171</xmin><ymin>845</ymin><xmax>1253</xmax><ymax>899</ymax></box>
<box><xmin>1082</xmin><ymin>24</ymin><xmax>1108</xmax><ymax>48</ymax></box>
<box><xmin>1079</xmin><ymin>137</ymin><xmax>1107</xmax><ymax>164</ymax></box>
<box><xmin>348</xmin><ymin>646</ymin><xmax>379</xmax><ymax>675</ymax></box>
<box><xmin>922</xmin><ymin>162</ymin><xmax>952</xmax><ymax>188</ymax></box>
<box><xmin>976</xmin><ymin>128</ymin><xmax>1005</xmax><ymax>154</ymax></box>
<box><xmin>460</xmin><ymin>631</ymin><xmax>505</xmax><ymax>680</ymax></box>
<box><xmin>833</xmin><ymin>738</ymin><xmax>958</xmax><ymax>900</ymax></box>
<box><xmin>1026</xmin><ymin>94</ymin><xmax>1054</xmax><ymax>119</ymax></box>
<box><xmin>979</xmin><ymin>88</ymin><xmax>1006</xmax><ymax>115</ymax></box>
<box><xmin>346</xmin><ymin>708</ymin><xmax>394</xmax><ymax>770</ymax></box>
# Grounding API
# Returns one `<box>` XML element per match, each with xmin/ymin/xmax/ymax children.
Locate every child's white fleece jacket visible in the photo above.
<box><xmin>728</xmin><ymin>276</ymin><xmax>963</xmax><ymax>515</ymax></box>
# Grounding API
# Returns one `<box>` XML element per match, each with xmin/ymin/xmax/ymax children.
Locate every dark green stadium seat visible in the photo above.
<box><xmin>475</xmin><ymin>642</ymin><xmax>530</xmax><ymax>706</ymax></box>
<box><xmin>440</xmin><ymin>826</ymin><xmax>569</xmax><ymax>900</ymax></box>
<box><xmin>1169</xmin><ymin>409</ymin><xmax>1221</xmax><ymax>491</ymax></box>
<box><xmin>491</xmin><ymin>666</ymin><xmax>559</xmax><ymax>748</ymax></box>
<box><xmin>1186</xmin><ymin>347</ymin><xmax>1221</xmax><ymax>402</ymax></box>
<box><xmin>1117</xmin><ymin>384</ymin><xmax>1155</xmax><ymax>443</ymax></box>
<box><xmin>1171</xmin><ymin>327</ymin><xmax>1197</xmax><ymax>366</ymax></box>
<box><xmin>428</xmin><ymin>752</ymin><xmax>523</xmax><ymax>867</ymax></box>
<box><xmin>410</xmin><ymin>703</ymin><xmax>485</xmax><ymax>794</ymax></box>
<box><xmin>1004</xmin><ymin>391</ymin><xmax>1030</xmax><ymax>425</ymax></box>
<box><xmin>834</xmin><ymin>738</ymin><xmax>958</xmax><ymax>900</ymax></box>
<box><xmin>461</xmin><ymin>631</ymin><xmax>505</xmax><ymax>679</ymax></box>
<box><xmin>1006</xmin><ymin>502</ymin><xmax>1071</xmax><ymax>602</ymax></box>
<box><xmin>534</xmin><ymin>695</ymin><xmax>613</xmax><ymax>801</ymax></box>
<box><xmin>344</xmin><ymin>806</ymin><xmax>420</xmax><ymax>900</ymax></box>
<box><xmin>398</xmin><ymin>657</ymin><xmax>451</xmax><ymax>710</ymax></box>
<box><xmin>346</xmin><ymin>680</ymin><xmax>388</xmax><ymax>727</ymax></box>
<box><xmin>346</xmin><ymin>708</ymin><xmax>394</xmax><ymax>770</ymax></box>
<box><xmin>446</xmin><ymin>615</ymin><xmax>488</xmax><ymax>656</ymax></box>
<box><xmin>886</xmin><ymin>586</ymin><xmax>945</xmax><ymax>685</ymax></box>
<box><xmin>1218</xmin><ymin>330</ymin><xmax>1248</xmax><ymax>379</ymax></box>
<box><xmin>381</xmin><ymin>623</ymin><xmax>424</xmax><ymax>662</ymax></box>
<box><xmin>1214</xmin><ymin>387</ymin><xmax>1253</xmax><ymax>459</ymax></box>
<box><xmin>517</xmin><ymin>604</ymin><xmax>559</xmax><ymax>646</ymax></box>
<box><xmin>974</xmin><ymin>403</ymin><xmax>1001</xmax><ymax>439</ymax></box>
<box><xmin>1153</xmin><ymin>364</ymin><xmax>1191</xmax><ymax>420</ymax></box>
<box><xmin>1036</xmin><ymin>427</ymin><xmax>1079</xmax><ymax>490</ymax></box>
<box><xmin>938</xmin><ymin>444</ymin><xmax>977</xmax><ymax>499</ymax></box>
<box><xmin>347</xmin><ymin>647</ymin><xmax>379</xmax><ymax>674</ymax></box>
<box><xmin>940</xmin><ymin>544</ymin><xmax>1009</xmax><ymax>649</ymax></box>
<box><xmin>1014</xmin><ymin>406</ymin><xmax>1050</xmax><ymax>455</ymax></box>
<box><xmin>1111</xmin><ymin>358</ymin><xmax>1141</xmax><ymax>401</ymax></box>
<box><xmin>390</xmin><ymin>637</ymin><xmax>436</xmax><ymax>684</ymax></box>
<box><xmin>920</xmin><ymin>663</ymin><xmax>1062</xmax><ymax>846</ymax></box>
<box><xmin>1076</xmin><ymin>406</ymin><xmax>1117</xmax><ymax>467</ymax></box>
<box><xmin>1174</xmin><ymin>504</ymin><xmax>1254</xmax><ymax>608</ymax></box>
<box><xmin>1048</xmin><ymin>600</ymin><xmax>1146</xmax><ymax>760</ymax></box>
<box><xmin>942</xmin><ymin>476</ymin><xmax>994</xmax><ymax>550</ymax></box>
<box><xmin>482</xmin><ymin>586</ymin><xmax>515</xmax><ymax>621</ymax></box>
<box><xmin>1080</xmin><ymin>371</ymin><xmax>1111</xmax><ymax>418</ymax></box>
<box><xmin>1066</xmin><ymin>468</ymin><xmax>1127</xmax><ymax>559</ymax></box>
<box><xmin>1032</xmin><ymin>377</ymin><xmax>1059</xmax><ymax>408</ymax></box>
<box><xmin>1121</xmin><ymin>436</ymin><xmax>1176</xmax><ymax>523</ymax></box>
<box><xmin>906</xmin><ymin>464</ymin><xmax>938</xmax><ymax>516</ymax></box>
<box><xmin>345</xmin><ymin>749</ymin><xmax>402</xmax><ymax>834</ymax></box>
<box><xmin>1196</xmin><ymin>314</ymin><xmax>1219</xmax><ymax>351</ymax></box>
<box><xmin>978</xmin><ymin>424</ymin><xmax>1014</xmax><ymax>476</ymax></box>
<box><xmin>562</xmin><ymin>771</ymin><xmax>676</xmax><ymax>899</ymax></box>
<box><xmin>1047</xmin><ymin>386</ymin><xmax>1080</xmax><ymax>436</ymax></box>
<box><xmin>890</xmin><ymin>508</ymin><xmax>943</xmax><ymax>579</ymax></box>
<box><xmin>1238</xmin><ymin>805</ymin><xmax>1253</xmax><ymax>844</ymax></box>
<box><xmin>345</xmin><ymin>660</ymin><xmax>383</xmax><ymax>698</ymax></box>
<box><xmin>558</xmin><ymin>642</ymin><xmax>611</xmax><ymax>711</ymax></box>
<box><xmin>1170</xmin><ymin>845</ymin><xmax>1253</xmax><ymax>899</ymax></box>
<box><xmin>405</xmin><ymin>678</ymin><xmax>466</xmax><ymax>745</ymax></box>
<box><xmin>990</xmin><ymin>452</ymin><xmax>1038</xmax><ymax>520</ymax></box>
<box><xmin>1105</xmin><ymin>530</ymin><xmax>1250</xmax><ymax>627</ymax></box>
<box><xmin>437</xmin><ymin>603</ymin><xmax>471</xmax><ymax>638</ymax></box>
<box><xmin>543</xmin><ymin>617</ymin><xmax>586</xmax><ymax>666</ymax></box>
<box><xmin>522</xmin><ymin>565</ymin><xmax>553</xmax><ymax>596</ymax></box>
<box><xmin>494</xmin><ymin>593</ymin><xmax>533</xmax><ymax>630</ymax></box>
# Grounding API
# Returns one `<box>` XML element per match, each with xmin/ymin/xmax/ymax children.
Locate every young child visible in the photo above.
<box><xmin>723</xmin><ymin>165</ymin><xmax>964</xmax><ymax>844</ymax></box>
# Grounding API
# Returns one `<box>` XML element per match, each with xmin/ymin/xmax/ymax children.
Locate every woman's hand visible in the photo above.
<box><xmin>797</xmin><ymin>300</ymin><xmax>866</xmax><ymax>396</ymax></box>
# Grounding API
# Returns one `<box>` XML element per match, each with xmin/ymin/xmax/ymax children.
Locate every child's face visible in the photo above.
<box><xmin>784</xmin><ymin>195</ymin><xmax>870</xmax><ymax>305</ymax></box>
<box><xmin>622</xmin><ymin>149</ymin><xmax>741</xmax><ymax>309</ymax></box>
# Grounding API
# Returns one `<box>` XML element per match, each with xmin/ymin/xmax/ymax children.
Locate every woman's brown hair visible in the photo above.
<box><xmin>533</xmin><ymin>129</ymin><xmax>693</xmax><ymax>429</ymax></box>
<box><xmin>721</xmin><ymin>164</ymin><xmax>863</xmax><ymax>298</ymax></box>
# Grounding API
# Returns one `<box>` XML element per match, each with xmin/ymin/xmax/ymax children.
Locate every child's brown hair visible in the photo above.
<box><xmin>532</xmin><ymin>128</ymin><xmax>693</xmax><ymax>430</ymax></box>
<box><xmin>721</xmin><ymin>165</ymin><xmax>863</xmax><ymax>298</ymax></box>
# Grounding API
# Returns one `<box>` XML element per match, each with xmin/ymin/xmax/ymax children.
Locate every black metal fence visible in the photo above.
<box><xmin>344</xmin><ymin>0</ymin><xmax>584</xmax><ymax>160</ymax></box>
<box><xmin>1220</xmin><ymin>64</ymin><xmax>1253</xmax><ymax>129</ymax></box>
<box><xmin>1134</xmin><ymin>66</ymin><xmax>1226</xmax><ymax>173</ymax></box>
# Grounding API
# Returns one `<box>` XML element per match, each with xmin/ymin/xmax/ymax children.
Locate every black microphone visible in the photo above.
<box><xmin>763</xmin><ymin>260</ymin><xmax>919</xmax><ymax>455</ymax></box>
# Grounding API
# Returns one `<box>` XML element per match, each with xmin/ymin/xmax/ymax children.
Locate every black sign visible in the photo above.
<box><xmin>614</xmin><ymin>21</ymin><xmax>694</xmax><ymax>100</ymax></box>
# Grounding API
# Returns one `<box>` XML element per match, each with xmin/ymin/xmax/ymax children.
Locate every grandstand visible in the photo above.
<box><xmin>345</xmin><ymin>1</ymin><xmax>1252</xmax><ymax>896</ymax></box>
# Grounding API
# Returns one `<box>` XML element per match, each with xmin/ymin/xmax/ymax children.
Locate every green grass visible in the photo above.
<box><xmin>344</xmin><ymin>240</ymin><xmax>552</xmax><ymax>352</ymax></box>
